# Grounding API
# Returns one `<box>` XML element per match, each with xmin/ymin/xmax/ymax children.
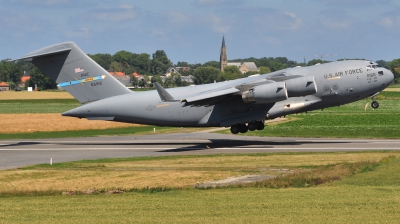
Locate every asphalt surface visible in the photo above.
<box><xmin>1</xmin><ymin>132</ymin><xmax>400</xmax><ymax>170</ymax></box>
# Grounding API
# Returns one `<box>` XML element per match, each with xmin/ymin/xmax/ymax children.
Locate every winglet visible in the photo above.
<box><xmin>154</xmin><ymin>82</ymin><xmax>175</xmax><ymax>101</ymax></box>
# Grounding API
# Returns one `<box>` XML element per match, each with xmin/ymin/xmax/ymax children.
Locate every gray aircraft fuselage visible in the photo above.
<box><xmin>63</xmin><ymin>60</ymin><xmax>393</xmax><ymax>127</ymax></box>
<box><xmin>16</xmin><ymin>42</ymin><xmax>394</xmax><ymax>134</ymax></box>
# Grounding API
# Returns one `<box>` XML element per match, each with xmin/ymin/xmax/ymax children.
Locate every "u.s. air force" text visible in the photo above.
<box><xmin>324</xmin><ymin>68</ymin><xmax>363</xmax><ymax>79</ymax></box>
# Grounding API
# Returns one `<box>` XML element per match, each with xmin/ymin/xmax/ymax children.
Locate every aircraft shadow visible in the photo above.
<box><xmin>0</xmin><ymin>139</ymin><xmax>355</xmax><ymax>154</ymax></box>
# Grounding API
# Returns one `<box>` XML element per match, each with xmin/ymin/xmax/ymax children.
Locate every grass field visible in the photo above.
<box><xmin>0</xmin><ymin>91</ymin><xmax>73</xmax><ymax>100</ymax></box>
<box><xmin>0</xmin><ymin>99</ymin><xmax>79</xmax><ymax>114</ymax></box>
<box><xmin>217</xmin><ymin>91</ymin><xmax>400</xmax><ymax>138</ymax></box>
<box><xmin>0</xmin><ymin>152</ymin><xmax>399</xmax><ymax>223</ymax></box>
<box><xmin>1</xmin><ymin>152</ymin><xmax>395</xmax><ymax>193</ymax></box>
<box><xmin>0</xmin><ymin>114</ymin><xmax>141</xmax><ymax>133</ymax></box>
<box><xmin>2</xmin><ymin>91</ymin><xmax>400</xmax><ymax>223</ymax></box>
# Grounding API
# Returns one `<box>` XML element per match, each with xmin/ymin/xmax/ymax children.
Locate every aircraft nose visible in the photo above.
<box><xmin>386</xmin><ymin>69</ymin><xmax>395</xmax><ymax>84</ymax></box>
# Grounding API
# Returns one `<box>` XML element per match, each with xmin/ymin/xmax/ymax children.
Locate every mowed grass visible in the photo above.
<box><xmin>0</xmin><ymin>91</ymin><xmax>73</xmax><ymax>100</ymax></box>
<box><xmin>1</xmin><ymin>152</ymin><xmax>395</xmax><ymax>193</ymax></box>
<box><xmin>218</xmin><ymin>91</ymin><xmax>400</xmax><ymax>138</ymax></box>
<box><xmin>0</xmin><ymin>153</ymin><xmax>400</xmax><ymax>223</ymax></box>
<box><xmin>2</xmin><ymin>91</ymin><xmax>400</xmax><ymax>139</ymax></box>
<box><xmin>0</xmin><ymin>99</ymin><xmax>79</xmax><ymax>114</ymax></box>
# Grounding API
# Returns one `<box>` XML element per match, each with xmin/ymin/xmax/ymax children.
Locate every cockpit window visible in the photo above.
<box><xmin>366</xmin><ymin>65</ymin><xmax>377</xmax><ymax>70</ymax></box>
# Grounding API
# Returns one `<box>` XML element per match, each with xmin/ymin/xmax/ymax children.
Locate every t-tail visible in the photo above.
<box><xmin>15</xmin><ymin>42</ymin><xmax>131</xmax><ymax>104</ymax></box>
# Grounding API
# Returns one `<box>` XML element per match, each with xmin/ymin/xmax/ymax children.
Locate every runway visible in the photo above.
<box><xmin>1</xmin><ymin>132</ymin><xmax>400</xmax><ymax>170</ymax></box>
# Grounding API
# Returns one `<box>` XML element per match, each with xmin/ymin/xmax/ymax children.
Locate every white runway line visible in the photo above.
<box><xmin>1</xmin><ymin>147</ymin><xmax>400</xmax><ymax>151</ymax></box>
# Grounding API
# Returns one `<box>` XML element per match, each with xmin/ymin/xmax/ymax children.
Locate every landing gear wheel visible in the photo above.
<box><xmin>371</xmin><ymin>101</ymin><xmax>379</xmax><ymax>109</ymax></box>
<box><xmin>256</xmin><ymin>121</ymin><xmax>265</xmax><ymax>130</ymax></box>
<box><xmin>230</xmin><ymin>125</ymin><xmax>239</xmax><ymax>134</ymax></box>
<box><xmin>239</xmin><ymin>124</ymin><xmax>248</xmax><ymax>133</ymax></box>
<box><xmin>248</xmin><ymin>122</ymin><xmax>257</xmax><ymax>131</ymax></box>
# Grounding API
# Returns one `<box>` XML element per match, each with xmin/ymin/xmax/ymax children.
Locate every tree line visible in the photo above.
<box><xmin>1</xmin><ymin>49</ymin><xmax>400</xmax><ymax>90</ymax></box>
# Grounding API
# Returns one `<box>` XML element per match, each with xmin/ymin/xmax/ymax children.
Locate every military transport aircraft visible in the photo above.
<box><xmin>15</xmin><ymin>42</ymin><xmax>394</xmax><ymax>134</ymax></box>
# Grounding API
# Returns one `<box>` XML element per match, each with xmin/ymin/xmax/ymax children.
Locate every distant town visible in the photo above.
<box><xmin>1</xmin><ymin>37</ymin><xmax>400</xmax><ymax>91</ymax></box>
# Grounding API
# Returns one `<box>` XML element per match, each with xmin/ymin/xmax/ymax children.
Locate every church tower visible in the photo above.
<box><xmin>220</xmin><ymin>36</ymin><xmax>227</xmax><ymax>72</ymax></box>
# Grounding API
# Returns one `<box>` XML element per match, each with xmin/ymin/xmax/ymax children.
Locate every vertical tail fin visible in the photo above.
<box><xmin>16</xmin><ymin>42</ymin><xmax>131</xmax><ymax>104</ymax></box>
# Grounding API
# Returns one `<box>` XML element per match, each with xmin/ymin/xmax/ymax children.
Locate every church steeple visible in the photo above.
<box><xmin>220</xmin><ymin>36</ymin><xmax>227</xmax><ymax>72</ymax></box>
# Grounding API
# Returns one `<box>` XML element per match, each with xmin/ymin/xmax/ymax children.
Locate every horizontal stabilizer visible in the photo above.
<box><xmin>154</xmin><ymin>82</ymin><xmax>175</xmax><ymax>101</ymax></box>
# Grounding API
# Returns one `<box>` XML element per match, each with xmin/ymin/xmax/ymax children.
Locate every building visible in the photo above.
<box><xmin>240</xmin><ymin>62</ymin><xmax>259</xmax><ymax>73</ymax></box>
<box><xmin>0</xmin><ymin>82</ymin><xmax>10</xmax><ymax>91</ymax></box>
<box><xmin>221</xmin><ymin>37</ymin><xmax>259</xmax><ymax>74</ymax></box>
<box><xmin>227</xmin><ymin>62</ymin><xmax>259</xmax><ymax>74</ymax></box>
<box><xmin>108</xmin><ymin>71</ymin><xmax>131</xmax><ymax>86</ymax></box>
<box><xmin>220</xmin><ymin>36</ymin><xmax>228</xmax><ymax>72</ymax></box>
<box><xmin>20</xmin><ymin>75</ymin><xmax>31</xmax><ymax>88</ymax></box>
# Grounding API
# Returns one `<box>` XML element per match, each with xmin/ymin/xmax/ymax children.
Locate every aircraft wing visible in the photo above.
<box><xmin>181</xmin><ymin>87</ymin><xmax>240</xmax><ymax>103</ymax></box>
<box><xmin>155</xmin><ymin>71</ymin><xmax>316</xmax><ymax>106</ymax></box>
<box><xmin>179</xmin><ymin>73</ymin><xmax>310</xmax><ymax>106</ymax></box>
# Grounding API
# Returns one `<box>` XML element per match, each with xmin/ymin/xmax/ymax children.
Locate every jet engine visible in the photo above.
<box><xmin>242</xmin><ymin>82</ymin><xmax>288</xmax><ymax>104</ymax></box>
<box><xmin>285</xmin><ymin>76</ymin><xmax>317</xmax><ymax>97</ymax></box>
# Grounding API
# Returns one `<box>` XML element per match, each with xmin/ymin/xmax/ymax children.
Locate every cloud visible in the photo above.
<box><xmin>158</xmin><ymin>11</ymin><xmax>191</xmax><ymax>27</ymax></box>
<box><xmin>251</xmin><ymin>9</ymin><xmax>303</xmax><ymax>31</ymax></box>
<box><xmin>317</xmin><ymin>9</ymin><xmax>358</xmax><ymax>30</ymax></box>
<box><xmin>202</xmin><ymin>13</ymin><xmax>230</xmax><ymax>33</ymax></box>
<box><xmin>3</xmin><ymin>0</ymin><xmax>96</xmax><ymax>7</ymax></box>
<box><xmin>0</xmin><ymin>9</ymin><xmax>48</xmax><ymax>33</ymax></box>
<box><xmin>64</xmin><ymin>27</ymin><xmax>91</xmax><ymax>39</ymax></box>
<box><xmin>83</xmin><ymin>4</ymin><xmax>138</xmax><ymax>23</ymax></box>
<box><xmin>311</xmin><ymin>0</ymin><xmax>392</xmax><ymax>6</ymax></box>
<box><xmin>193</xmin><ymin>0</ymin><xmax>244</xmax><ymax>7</ymax></box>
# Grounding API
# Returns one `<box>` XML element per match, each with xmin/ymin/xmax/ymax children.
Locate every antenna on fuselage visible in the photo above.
<box><xmin>315</xmin><ymin>54</ymin><xmax>338</xmax><ymax>60</ymax></box>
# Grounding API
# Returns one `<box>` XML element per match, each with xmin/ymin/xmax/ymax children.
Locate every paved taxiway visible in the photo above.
<box><xmin>1</xmin><ymin>132</ymin><xmax>400</xmax><ymax>170</ymax></box>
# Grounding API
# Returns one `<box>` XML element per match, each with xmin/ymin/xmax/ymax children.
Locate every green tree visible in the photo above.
<box><xmin>193</xmin><ymin>66</ymin><xmax>222</xmax><ymax>84</ymax></box>
<box><xmin>113</xmin><ymin>50</ymin><xmax>137</xmax><ymax>66</ymax></box>
<box><xmin>307</xmin><ymin>59</ymin><xmax>327</xmax><ymax>66</ymax></box>
<box><xmin>222</xmin><ymin>65</ymin><xmax>242</xmax><ymax>81</ymax></box>
<box><xmin>390</xmin><ymin>59</ymin><xmax>400</xmax><ymax>80</ymax></box>
<box><xmin>176</xmin><ymin>61</ymin><xmax>189</xmax><ymax>67</ymax></box>
<box><xmin>376</xmin><ymin>60</ymin><xmax>389</xmax><ymax>69</ymax></box>
<box><xmin>203</xmin><ymin>61</ymin><xmax>220</xmax><ymax>69</ymax></box>
<box><xmin>259</xmin><ymin>66</ymin><xmax>271</xmax><ymax>74</ymax></box>
<box><xmin>130</xmin><ymin>75</ymin><xmax>138</xmax><ymax>87</ymax></box>
<box><xmin>109</xmin><ymin>61</ymin><xmax>123</xmax><ymax>72</ymax></box>
<box><xmin>134</xmin><ymin>53</ymin><xmax>151</xmax><ymax>74</ymax></box>
<box><xmin>164</xmin><ymin>76</ymin><xmax>173</xmax><ymax>87</ymax></box>
<box><xmin>0</xmin><ymin>60</ymin><xmax>23</xmax><ymax>85</ymax></box>
<box><xmin>151</xmin><ymin>50</ymin><xmax>172</xmax><ymax>75</ymax></box>
<box><xmin>88</xmin><ymin>53</ymin><xmax>112</xmax><ymax>70</ymax></box>
<box><xmin>26</xmin><ymin>67</ymin><xmax>57</xmax><ymax>90</ymax></box>
<box><xmin>151</xmin><ymin>75</ymin><xmax>163</xmax><ymax>84</ymax></box>
<box><xmin>138</xmin><ymin>78</ymin><xmax>147</xmax><ymax>88</ymax></box>
<box><xmin>173</xmin><ymin>74</ymin><xmax>182</xmax><ymax>87</ymax></box>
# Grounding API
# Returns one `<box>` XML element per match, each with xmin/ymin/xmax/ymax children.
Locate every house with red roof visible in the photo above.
<box><xmin>0</xmin><ymin>82</ymin><xmax>10</xmax><ymax>91</ymax></box>
<box><xmin>109</xmin><ymin>71</ymin><xmax>131</xmax><ymax>86</ymax></box>
<box><xmin>20</xmin><ymin>76</ymin><xmax>31</xmax><ymax>88</ymax></box>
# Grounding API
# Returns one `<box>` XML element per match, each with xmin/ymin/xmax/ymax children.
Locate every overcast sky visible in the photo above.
<box><xmin>1</xmin><ymin>0</ymin><xmax>400</xmax><ymax>64</ymax></box>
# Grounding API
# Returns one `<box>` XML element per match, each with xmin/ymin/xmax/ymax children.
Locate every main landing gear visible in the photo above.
<box><xmin>230</xmin><ymin>121</ymin><xmax>264</xmax><ymax>134</ymax></box>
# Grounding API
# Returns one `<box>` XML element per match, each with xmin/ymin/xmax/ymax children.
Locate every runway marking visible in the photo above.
<box><xmin>1</xmin><ymin>147</ymin><xmax>400</xmax><ymax>151</ymax></box>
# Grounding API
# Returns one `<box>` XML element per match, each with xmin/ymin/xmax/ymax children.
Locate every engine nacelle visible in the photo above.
<box><xmin>285</xmin><ymin>76</ymin><xmax>317</xmax><ymax>97</ymax></box>
<box><xmin>242</xmin><ymin>82</ymin><xmax>288</xmax><ymax>104</ymax></box>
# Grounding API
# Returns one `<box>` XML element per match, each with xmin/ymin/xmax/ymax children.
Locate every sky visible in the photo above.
<box><xmin>1</xmin><ymin>0</ymin><xmax>400</xmax><ymax>64</ymax></box>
